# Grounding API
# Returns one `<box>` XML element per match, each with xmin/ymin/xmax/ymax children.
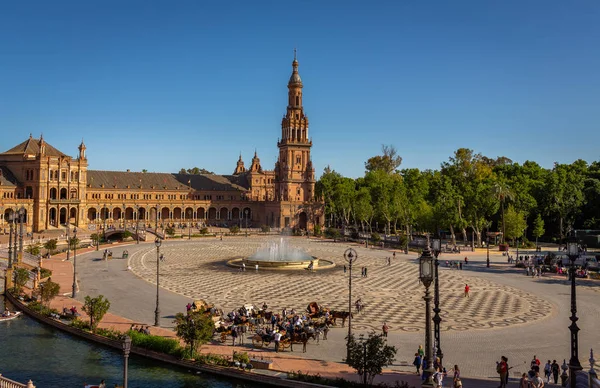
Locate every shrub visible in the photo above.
<box><xmin>233</xmin><ymin>351</ymin><xmax>250</xmax><ymax>364</ymax></box>
<box><xmin>126</xmin><ymin>330</ymin><xmax>181</xmax><ymax>356</ymax></box>
<box><xmin>371</xmin><ymin>232</ymin><xmax>381</xmax><ymax>243</ymax></box>
<box><xmin>324</xmin><ymin>227</ymin><xmax>341</xmax><ymax>240</ymax></box>
<box><xmin>26</xmin><ymin>244</ymin><xmax>42</xmax><ymax>256</ymax></box>
<box><xmin>195</xmin><ymin>353</ymin><xmax>231</xmax><ymax>366</ymax></box>
<box><xmin>313</xmin><ymin>224</ymin><xmax>322</xmax><ymax>237</ymax></box>
<box><xmin>229</xmin><ymin>225</ymin><xmax>240</xmax><ymax>234</ymax></box>
<box><xmin>165</xmin><ymin>226</ymin><xmax>175</xmax><ymax>237</ymax></box>
<box><xmin>70</xmin><ymin>318</ymin><xmax>92</xmax><ymax>331</ymax></box>
<box><xmin>199</xmin><ymin>227</ymin><xmax>209</xmax><ymax>235</ymax></box>
<box><xmin>40</xmin><ymin>268</ymin><xmax>52</xmax><ymax>279</ymax></box>
<box><xmin>261</xmin><ymin>225</ymin><xmax>271</xmax><ymax>233</ymax></box>
<box><xmin>95</xmin><ymin>327</ymin><xmax>124</xmax><ymax>340</ymax></box>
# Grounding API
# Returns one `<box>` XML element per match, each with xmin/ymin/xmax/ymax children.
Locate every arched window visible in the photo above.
<box><xmin>295</xmin><ymin>95</ymin><xmax>299</xmax><ymax>105</ymax></box>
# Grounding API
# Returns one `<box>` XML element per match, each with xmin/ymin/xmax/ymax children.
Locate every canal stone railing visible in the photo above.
<box><xmin>5</xmin><ymin>292</ymin><xmax>331</xmax><ymax>388</ymax></box>
<box><xmin>0</xmin><ymin>374</ymin><xmax>34</xmax><ymax>388</ymax></box>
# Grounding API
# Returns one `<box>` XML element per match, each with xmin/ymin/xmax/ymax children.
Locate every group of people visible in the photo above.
<box><xmin>497</xmin><ymin>355</ymin><xmax>561</xmax><ymax>388</ymax></box>
<box><xmin>2</xmin><ymin>308</ymin><xmax>12</xmax><ymax>317</ymax></box>
<box><xmin>412</xmin><ymin>346</ymin><xmax>462</xmax><ymax>388</ymax></box>
<box><xmin>130</xmin><ymin>324</ymin><xmax>151</xmax><ymax>335</ymax></box>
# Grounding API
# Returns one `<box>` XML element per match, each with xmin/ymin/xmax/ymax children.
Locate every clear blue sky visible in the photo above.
<box><xmin>1</xmin><ymin>1</ymin><xmax>599</xmax><ymax>178</ymax></box>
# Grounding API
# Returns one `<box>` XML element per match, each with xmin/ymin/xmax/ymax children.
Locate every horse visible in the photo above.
<box><xmin>288</xmin><ymin>330</ymin><xmax>318</xmax><ymax>353</ymax></box>
<box><xmin>330</xmin><ymin>311</ymin><xmax>353</xmax><ymax>327</ymax></box>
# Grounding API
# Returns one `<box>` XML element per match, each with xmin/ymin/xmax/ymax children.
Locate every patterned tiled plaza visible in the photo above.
<box><xmin>75</xmin><ymin>236</ymin><xmax>600</xmax><ymax>382</ymax></box>
<box><xmin>129</xmin><ymin>238</ymin><xmax>551</xmax><ymax>334</ymax></box>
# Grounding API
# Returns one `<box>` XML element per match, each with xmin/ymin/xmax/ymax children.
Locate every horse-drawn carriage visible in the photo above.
<box><xmin>251</xmin><ymin>331</ymin><xmax>291</xmax><ymax>350</ymax></box>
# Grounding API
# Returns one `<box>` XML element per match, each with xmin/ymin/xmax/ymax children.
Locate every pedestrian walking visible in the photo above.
<box><xmin>343</xmin><ymin>264</ymin><xmax>347</xmax><ymax>273</ymax></box>
<box><xmin>364</xmin><ymin>267</ymin><xmax>368</xmax><ymax>277</ymax></box>
<box><xmin>452</xmin><ymin>365</ymin><xmax>461</xmax><ymax>388</ymax></box>
<box><xmin>464</xmin><ymin>284</ymin><xmax>470</xmax><ymax>298</ymax></box>
<box><xmin>551</xmin><ymin>360</ymin><xmax>559</xmax><ymax>384</ymax></box>
<box><xmin>413</xmin><ymin>352</ymin><xmax>422</xmax><ymax>374</ymax></box>
<box><xmin>382</xmin><ymin>322</ymin><xmax>389</xmax><ymax>337</ymax></box>
<box><xmin>231</xmin><ymin>325</ymin><xmax>238</xmax><ymax>346</ymax></box>
<box><xmin>544</xmin><ymin>360</ymin><xmax>552</xmax><ymax>383</ymax></box>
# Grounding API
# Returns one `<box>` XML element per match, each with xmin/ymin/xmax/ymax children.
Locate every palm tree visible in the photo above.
<box><xmin>494</xmin><ymin>180</ymin><xmax>513</xmax><ymax>244</ymax></box>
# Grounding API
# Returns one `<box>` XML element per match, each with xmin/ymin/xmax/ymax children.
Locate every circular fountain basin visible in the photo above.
<box><xmin>227</xmin><ymin>256</ymin><xmax>335</xmax><ymax>271</ymax></box>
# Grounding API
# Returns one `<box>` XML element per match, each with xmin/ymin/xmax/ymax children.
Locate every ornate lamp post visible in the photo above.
<box><xmin>154</xmin><ymin>237</ymin><xmax>162</xmax><ymax>326</ymax></box>
<box><xmin>135</xmin><ymin>205</ymin><xmax>140</xmax><ymax>244</ymax></box>
<box><xmin>65</xmin><ymin>206</ymin><xmax>70</xmax><ymax>263</ymax></box>
<box><xmin>155</xmin><ymin>204</ymin><xmax>159</xmax><ymax>235</ymax></box>
<box><xmin>72</xmin><ymin>227</ymin><xmax>78</xmax><ymax>297</ymax></box>
<box><xmin>566</xmin><ymin>238</ymin><xmax>582</xmax><ymax>388</ymax></box>
<box><xmin>486</xmin><ymin>236</ymin><xmax>490</xmax><ymax>268</ymax></box>
<box><xmin>95</xmin><ymin>210</ymin><xmax>100</xmax><ymax>251</ymax></box>
<box><xmin>18</xmin><ymin>206</ymin><xmax>25</xmax><ymax>264</ymax></box>
<box><xmin>431</xmin><ymin>236</ymin><xmax>443</xmax><ymax>366</ymax></box>
<box><xmin>103</xmin><ymin>204</ymin><xmax>107</xmax><ymax>242</ymax></box>
<box><xmin>187</xmin><ymin>209</ymin><xmax>192</xmax><ymax>240</ymax></box>
<box><xmin>122</xmin><ymin>335</ymin><xmax>132</xmax><ymax>388</ymax></box>
<box><xmin>344</xmin><ymin>247</ymin><xmax>358</xmax><ymax>364</ymax></box>
<box><xmin>419</xmin><ymin>244</ymin><xmax>436</xmax><ymax>388</ymax></box>
<box><xmin>8</xmin><ymin>212</ymin><xmax>14</xmax><ymax>268</ymax></box>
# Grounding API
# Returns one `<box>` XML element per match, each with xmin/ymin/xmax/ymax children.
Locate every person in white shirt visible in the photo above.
<box><xmin>274</xmin><ymin>331</ymin><xmax>282</xmax><ymax>352</ymax></box>
<box><xmin>531</xmin><ymin>372</ymin><xmax>544</xmax><ymax>388</ymax></box>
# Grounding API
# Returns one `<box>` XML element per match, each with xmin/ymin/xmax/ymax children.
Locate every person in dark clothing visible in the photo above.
<box><xmin>551</xmin><ymin>360</ymin><xmax>559</xmax><ymax>384</ymax></box>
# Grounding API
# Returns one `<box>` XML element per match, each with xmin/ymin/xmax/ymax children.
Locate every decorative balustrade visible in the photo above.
<box><xmin>0</xmin><ymin>373</ymin><xmax>34</xmax><ymax>388</ymax></box>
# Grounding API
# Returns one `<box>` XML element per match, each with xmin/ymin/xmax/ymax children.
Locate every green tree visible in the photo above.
<box><xmin>165</xmin><ymin>226</ymin><xmax>175</xmax><ymax>237</ymax></box>
<box><xmin>68</xmin><ymin>237</ymin><xmax>80</xmax><ymax>250</ymax></box>
<box><xmin>90</xmin><ymin>233</ymin><xmax>101</xmax><ymax>246</ymax></box>
<box><xmin>25</xmin><ymin>244</ymin><xmax>42</xmax><ymax>256</ymax></box>
<box><xmin>12</xmin><ymin>268</ymin><xmax>30</xmax><ymax>294</ymax></box>
<box><xmin>365</xmin><ymin>144</ymin><xmax>402</xmax><ymax>174</ymax></box>
<box><xmin>493</xmin><ymin>179</ymin><xmax>513</xmax><ymax>243</ymax></box>
<box><xmin>44</xmin><ymin>239</ymin><xmax>57</xmax><ymax>255</ymax></box>
<box><xmin>178</xmin><ymin>167</ymin><xmax>214</xmax><ymax>175</ymax></box>
<box><xmin>542</xmin><ymin>162</ymin><xmax>586</xmax><ymax>240</ymax></box>
<box><xmin>82</xmin><ymin>295</ymin><xmax>111</xmax><ymax>333</ymax></box>
<box><xmin>142</xmin><ymin>169</ymin><xmax>148</xmax><ymax>173</ymax></box>
<box><xmin>174</xmin><ymin>311</ymin><xmax>215</xmax><ymax>358</ymax></box>
<box><xmin>532</xmin><ymin>213</ymin><xmax>545</xmax><ymax>247</ymax></box>
<box><xmin>346</xmin><ymin>332</ymin><xmax>397</xmax><ymax>385</ymax></box>
<box><xmin>122</xmin><ymin>230</ymin><xmax>133</xmax><ymax>239</ymax></box>
<box><xmin>504</xmin><ymin>206</ymin><xmax>527</xmax><ymax>244</ymax></box>
<box><xmin>39</xmin><ymin>278</ymin><xmax>60</xmax><ymax>307</ymax></box>
<box><xmin>229</xmin><ymin>225</ymin><xmax>240</xmax><ymax>234</ymax></box>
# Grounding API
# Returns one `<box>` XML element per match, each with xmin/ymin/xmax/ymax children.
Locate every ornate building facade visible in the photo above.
<box><xmin>0</xmin><ymin>55</ymin><xmax>322</xmax><ymax>234</ymax></box>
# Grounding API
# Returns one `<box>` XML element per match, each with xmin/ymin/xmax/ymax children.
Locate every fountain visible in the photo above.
<box><xmin>227</xmin><ymin>238</ymin><xmax>335</xmax><ymax>271</ymax></box>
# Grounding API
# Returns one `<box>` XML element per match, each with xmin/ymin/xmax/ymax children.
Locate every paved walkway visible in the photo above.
<box><xmin>36</xmin><ymin>238</ymin><xmax>600</xmax><ymax>387</ymax></box>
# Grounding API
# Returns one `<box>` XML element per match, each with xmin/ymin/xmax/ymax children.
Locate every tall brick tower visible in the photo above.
<box><xmin>275</xmin><ymin>50</ymin><xmax>315</xmax><ymax>205</ymax></box>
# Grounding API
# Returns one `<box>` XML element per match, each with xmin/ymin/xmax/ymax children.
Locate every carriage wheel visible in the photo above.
<box><xmin>282</xmin><ymin>339</ymin><xmax>291</xmax><ymax>349</ymax></box>
<box><xmin>220</xmin><ymin>332</ymin><xmax>228</xmax><ymax>343</ymax></box>
<box><xmin>252</xmin><ymin>335</ymin><xmax>264</xmax><ymax>348</ymax></box>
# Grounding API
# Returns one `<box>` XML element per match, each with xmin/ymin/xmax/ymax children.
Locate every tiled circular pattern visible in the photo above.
<box><xmin>129</xmin><ymin>238</ymin><xmax>553</xmax><ymax>333</ymax></box>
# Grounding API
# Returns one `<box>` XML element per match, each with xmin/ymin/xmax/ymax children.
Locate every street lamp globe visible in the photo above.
<box><xmin>419</xmin><ymin>250</ymin><xmax>434</xmax><ymax>288</ymax></box>
<box><xmin>567</xmin><ymin>241</ymin><xmax>579</xmax><ymax>258</ymax></box>
<box><xmin>122</xmin><ymin>335</ymin><xmax>132</xmax><ymax>353</ymax></box>
<box><xmin>431</xmin><ymin>238</ymin><xmax>441</xmax><ymax>254</ymax></box>
<box><xmin>155</xmin><ymin>238</ymin><xmax>162</xmax><ymax>248</ymax></box>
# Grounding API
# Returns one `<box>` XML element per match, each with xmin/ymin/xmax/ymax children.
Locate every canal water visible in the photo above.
<box><xmin>0</xmin><ymin>297</ymin><xmax>258</xmax><ymax>388</ymax></box>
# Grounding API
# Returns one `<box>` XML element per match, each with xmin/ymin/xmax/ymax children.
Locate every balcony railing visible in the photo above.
<box><xmin>48</xmin><ymin>199</ymin><xmax>81</xmax><ymax>204</ymax></box>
